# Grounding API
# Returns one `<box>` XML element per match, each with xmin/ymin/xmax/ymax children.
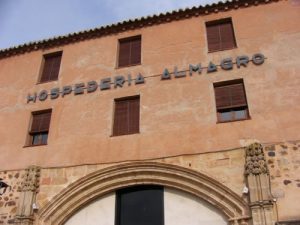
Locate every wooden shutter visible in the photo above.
<box><xmin>118</xmin><ymin>41</ymin><xmax>131</xmax><ymax>67</ymax></box>
<box><xmin>206</xmin><ymin>19</ymin><xmax>236</xmax><ymax>52</ymax></box>
<box><xmin>128</xmin><ymin>98</ymin><xmax>140</xmax><ymax>134</ymax></box>
<box><xmin>40</xmin><ymin>52</ymin><xmax>62</xmax><ymax>82</ymax></box>
<box><xmin>31</xmin><ymin>111</ymin><xmax>52</xmax><ymax>133</ymax></box>
<box><xmin>130</xmin><ymin>37</ymin><xmax>141</xmax><ymax>65</ymax></box>
<box><xmin>113</xmin><ymin>96</ymin><xmax>140</xmax><ymax>136</ymax></box>
<box><xmin>49</xmin><ymin>54</ymin><xmax>62</xmax><ymax>80</ymax></box>
<box><xmin>230</xmin><ymin>83</ymin><xmax>247</xmax><ymax>107</ymax></box>
<box><xmin>219</xmin><ymin>22</ymin><xmax>236</xmax><ymax>50</ymax></box>
<box><xmin>215</xmin><ymin>86</ymin><xmax>232</xmax><ymax>109</ymax></box>
<box><xmin>206</xmin><ymin>24</ymin><xmax>221</xmax><ymax>52</ymax></box>
<box><xmin>214</xmin><ymin>83</ymin><xmax>247</xmax><ymax>109</ymax></box>
<box><xmin>113</xmin><ymin>100</ymin><xmax>129</xmax><ymax>136</ymax></box>
<box><xmin>40</xmin><ymin>57</ymin><xmax>52</xmax><ymax>82</ymax></box>
<box><xmin>118</xmin><ymin>36</ymin><xmax>141</xmax><ymax>67</ymax></box>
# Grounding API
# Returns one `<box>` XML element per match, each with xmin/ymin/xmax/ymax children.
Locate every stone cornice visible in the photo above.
<box><xmin>0</xmin><ymin>0</ymin><xmax>280</xmax><ymax>59</ymax></box>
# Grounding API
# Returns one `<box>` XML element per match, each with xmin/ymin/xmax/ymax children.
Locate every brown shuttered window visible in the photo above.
<box><xmin>214</xmin><ymin>79</ymin><xmax>249</xmax><ymax>123</ymax></box>
<box><xmin>28</xmin><ymin>109</ymin><xmax>52</xmax><ymax>146</ymax></box>
<box><xmin>113</xmin><ymin>96</ymin><xmax>140</xmax><ymax>136</ymax></box>
<box><xmin>39</xmin><ymin>51</ymin><xmax>62</xmax><ymax>83</ymax></box>
<box><xmin>118</xmin><ymin>36</ymin><xmax>141</xmax><ymax>68</ymax></box>
<box><xmin>206</xmin><ymin>18</ymin><xmax>237</xmax><ymax>52</ymax></box>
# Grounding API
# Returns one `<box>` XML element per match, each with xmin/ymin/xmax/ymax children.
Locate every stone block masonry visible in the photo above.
<box><xmin>0</xmin><ymin>170</ymin><xmax>25</xmax><ymax>224</ymax></box>
<box><xmin>264</xmin><ymin>141</ymin><xmax>300</xmax><ymax>221</ymax></box>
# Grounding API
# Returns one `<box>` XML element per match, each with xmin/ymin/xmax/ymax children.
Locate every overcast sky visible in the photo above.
<box><xmin>0</xmin><ymin>0</ymin><xmax>220</xmax><ymax>50</ymax></box>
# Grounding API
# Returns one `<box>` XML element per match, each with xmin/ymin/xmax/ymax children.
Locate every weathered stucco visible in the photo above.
<box><xmin>36</xmin><ymin>148</ymin><xmax>246</xmax><ymax>209</ymax></box>
<box><xmin>0</xmin><ymin>0</ymin><xmax>300</xmax><ymax>224</ymax></box>
<box><xmin>0</xmin><ymin>0</ymin><xmax>299</xmax><ymax>170</ymax></box>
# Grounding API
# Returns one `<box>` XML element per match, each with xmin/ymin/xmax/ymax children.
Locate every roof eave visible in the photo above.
<box><xmin>0</xmin><ymin>0</ymin><xmax>279</xmax><ymax>59</ymax></box>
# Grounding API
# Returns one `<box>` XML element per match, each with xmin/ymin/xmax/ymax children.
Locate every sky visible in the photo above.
<box><xmin>0</xmin><ymin>0</ymin><xmax>221</xmax><ymax>50</ymax></box>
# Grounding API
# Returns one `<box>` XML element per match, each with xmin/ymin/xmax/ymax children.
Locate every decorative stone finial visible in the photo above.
<box><xmin>245</xmin><ymin>143</ymin><xmax>268</xmax><ymax>175</ymax></box>
<box><xmin>20</xmin><ymin>166</ymin><xmax>41</xmax><ymax>192</ymax></box>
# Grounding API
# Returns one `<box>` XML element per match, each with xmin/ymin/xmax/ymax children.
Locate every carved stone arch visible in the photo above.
<box><xmin>37</xmin><ymin>162</ymin><xmax>250</xmax><ymax>225</ymax></box>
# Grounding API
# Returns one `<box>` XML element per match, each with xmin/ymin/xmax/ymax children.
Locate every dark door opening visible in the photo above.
<box><xmin>115</xmin><ymin>185</ymin><xmax>164</xmax><ymax>225</ymax></box>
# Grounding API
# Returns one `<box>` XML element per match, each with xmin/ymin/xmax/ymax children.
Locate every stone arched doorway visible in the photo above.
<box><xmin>37</xmin><ymin>162</ymin><xmax>251</xmax><ymax>225</ymax></box>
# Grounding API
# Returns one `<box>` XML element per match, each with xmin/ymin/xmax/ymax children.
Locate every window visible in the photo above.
<box><xmin>214</xmin><ymin>79</ymin><xmax>249</xmax><ymax>123</ymax></box>
<box><xmin>28</xmin><ymin>109</ymin><xmax>52</xmax><ymax>146</ymax></box>
<box><xmin>116</xmin><ymin>185</ymin><xmax>164</xmax><ymax>225</ymax></box>
<box><xmin>206</xmin><ymin>18</ymin><xmax>237</xmax><ymax>52</ymax></box>
<box><xmin>118</xmin><ymin>36</ymin><xmax>141</xmax><ymax>68</ymax></box>
<box><xmin>39</xmin><ymin>51</ymin><xmax>62</xmax><ymax>83</ymax></box>
<box><xmin>113</xmin><ymin>96</ymin><xmax>140</xmax><ymax>136</ymax></box>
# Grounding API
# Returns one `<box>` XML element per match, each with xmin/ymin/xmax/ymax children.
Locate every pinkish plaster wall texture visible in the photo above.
<box><xmin>0</xmin><ymin>0</ymin><xmax>300</xmax><ymax>223</ymax></box>
<box><xmin>0</xmin><ymin>1</ymin><xmax>299</xmax><ymax>170</ymax></box>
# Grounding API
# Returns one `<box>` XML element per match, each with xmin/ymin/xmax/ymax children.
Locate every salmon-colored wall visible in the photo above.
<box><xmin>0</xmin><ymin>0</ymin><xmax>299</xmax><ymax>170</ymax></box>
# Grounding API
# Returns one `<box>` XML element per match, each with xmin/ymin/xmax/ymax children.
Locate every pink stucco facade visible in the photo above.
<box><xmin>0</xmin><ymin>1</ymin><xmax>299</xmax><ymax>224</ymax></box>
<box><xmin>0</xmin><ymin>0</ymin><xmax>299</xmax><ymax>170</ymax></box>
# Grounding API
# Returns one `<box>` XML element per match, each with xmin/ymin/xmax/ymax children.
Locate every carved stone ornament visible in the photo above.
<box><xmin>245</xmin><ymin>143</ymin><xmax>268</xmax><ymax>176</ymax></box>
<box><xmin>20</xmin><ymin>166</ymin><xmax>41</xmax><ymax>192</ymax></box>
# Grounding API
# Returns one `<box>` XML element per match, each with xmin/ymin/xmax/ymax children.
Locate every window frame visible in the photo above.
<box><xmin>205</xmin><ymin>18</ymin><xmax>237</xmax><ymax>53</ymax></box>
<box><xmin>112</xmin><ymin>95</ymin><xmax>140</xmax><ymax>137</ymax></box>
<box><xmin>213</xmin><ymin>79</ymin><xmax>250</xmax><ymax>123</ymax></box>
<box><xmin>117</xmin><ymin>35</ymin><xmax>142</xmax><ymax>68</ymax></box>
<box><xmin>25</xmin><ymin>109</ymin><xmax>52</xmax><ymax>147</ymax></box>
<box><xmin>37</xmin><ymin>51</ymin><xmax>62</xmax><ymax>84</ymax></box>
<box><xmin>216</xmin><ymin>106</ymin><xmax>249</xmax><ymax>123</ymax></box>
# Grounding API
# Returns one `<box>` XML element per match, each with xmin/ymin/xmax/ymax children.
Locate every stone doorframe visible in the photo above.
<box><xmin>37</xmin><ymin>162</ymin><xmax>251</xmax><ymax>225</ymax></box>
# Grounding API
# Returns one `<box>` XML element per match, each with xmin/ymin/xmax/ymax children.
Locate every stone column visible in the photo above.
<box><xmin>13</xmin><ymin>166</ymin><xmax>41</xmax><ymax>225</ymax></box>
<box><xmin>245</xmin><ymin>143</ymin><xmax>275</xmax><ymax>225</ymax></box>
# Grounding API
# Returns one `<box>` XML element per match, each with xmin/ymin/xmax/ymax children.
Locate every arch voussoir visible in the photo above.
<box><xmin>37</xmin><ymin>162</ymin><xmax>250</xmax><ymax>225</ymax></box>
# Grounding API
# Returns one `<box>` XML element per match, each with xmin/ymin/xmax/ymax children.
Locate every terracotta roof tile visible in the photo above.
<box><xmin>0</xmin><ymin>0</ymin><xmax>279</xmax><ymax>59</ymax></box>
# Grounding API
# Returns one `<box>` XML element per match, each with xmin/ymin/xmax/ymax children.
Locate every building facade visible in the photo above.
<box><xmin>0</xmin><ymin>0</ymin><xmax>300</xmax><ymax>224</ymax></box>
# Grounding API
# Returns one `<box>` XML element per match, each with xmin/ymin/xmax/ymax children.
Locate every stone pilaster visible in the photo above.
<box><xmin>245</xmin><ymin>143</ymin><xmax>275</xmax><ymax>225</ymax></box>
<box><xmin>13</xmin><ymin>166</ymin><xmax>41</xmax><ymax>225</ymax></box>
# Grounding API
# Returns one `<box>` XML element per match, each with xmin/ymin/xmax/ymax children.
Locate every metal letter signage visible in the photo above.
<box><xmin>27</xmin><ymin>53</ymin><xmax>265</xmax><ymax>103</ymax></box>
<box><xmin>135</xmin><ymin>73</ymin><xmax>145</xmax><ymax>84</ymax></box>
<box><xmin>74</xmin><ymin>83</ymin><xmax>85</xmax><ymax>95</ymax></box>
<box><xmin>252</xmin><ymin>53</ymin><xmax>265</xmax><ymax>65</ymax></box>
<box><xmin>100</xmin><ymin>78</ymin><xmax>111</xmax><ymax>90</ymax></box>
<box><xmin>87</xmin><ymin>81</ymin><xmax>98</xmax><ymax>93</ymax></box>
<box><xmin>189</xmin><ymin>64</ymin><xmax>202</xmax><ymax>76</ymax></box>
<box><xmin>114</xmin><ymin>76</ymin><xmax>125</xmax><ymax>88</ymax></box>
<box><xmin>174</xmin><ymin>66</ymin><xmax>186</xmax><ymax>78</ymax></box>
<box><xmin>220</xmin><ymin>58</ymin><xmax>233</xmax><ymax>70</ymax></box>
<box><xmin>51</xmin><ymin>88</ymin><xmax>60</xmax><ymax>99</ymax></box>
<box><xmin>207</xmin><ymin>62</ymin><xmax>218</xmax><ymax>73</ymax></box>
<box><xmin>236</xmin><ymin>55</ymin><xmax>249</xmax><ymax>68</ymax></box>
<box><xmin>161</xmin><ymin>69</ymin><xmax>171</xmax><ymax>80</ymax></box>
